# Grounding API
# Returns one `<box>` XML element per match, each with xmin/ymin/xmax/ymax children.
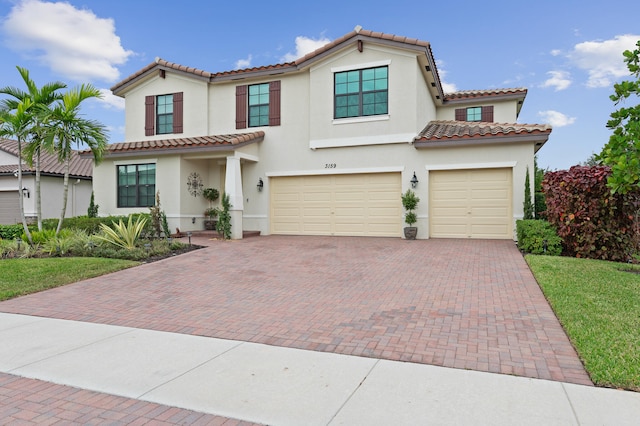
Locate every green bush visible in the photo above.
<box><xmin>96</xmin><ymin>215</ymin><xmax>148</xmax><ymax>250</ymax></box>
<box><xmin>0</xmin><ymin>224</ymin><xmax>25</xmax><ymax>240</ymax></box>
<box><xmin>516</xmin><ymin>219</ymin><xmax>562</xmax><ymax>255</ymax></box>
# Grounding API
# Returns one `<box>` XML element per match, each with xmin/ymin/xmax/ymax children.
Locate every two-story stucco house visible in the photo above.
<box><xmin>89</xmin><ymin>27</ymin><xmax>551</xmax><ymax>240</ymax></box>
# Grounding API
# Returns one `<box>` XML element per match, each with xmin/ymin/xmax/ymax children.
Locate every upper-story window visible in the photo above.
<box><xmin>455</xmin><ymin>106</ymin><xmax>494</xmax><ymax>122</ymax></box>
<box><xmin>248</xmin><ymin>83</ymin><xmax>270</xmax><ymax>127</ymax></box>
<box><xmin>334</xmin><ymin>66</ymin><xmax>388</xmax><ymax>119</ymax></box>
<box><xmin>236</xmin><ymin>81</ymin><xmax>281</xmax><ymax>129</ymax></box>
<box><xmin>117</xmin><ymin>163</ymin><xmax>156</xmax><ymax>207</ymax></box>
<box><xmin>156</xmin><ymin>94</ymin><xmax>173</xmax><ymax>134</ymax></box>
<box><xmin>145</xmin><ymin>92</ymin><xmax>183</xmax><ymax>136</ymax></box>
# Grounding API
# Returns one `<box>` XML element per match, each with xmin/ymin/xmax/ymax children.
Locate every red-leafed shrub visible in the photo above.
<box><xmin>542</xmin><ymin>165</ymin><xmax>640</xmax><ymax>261</ymax></box>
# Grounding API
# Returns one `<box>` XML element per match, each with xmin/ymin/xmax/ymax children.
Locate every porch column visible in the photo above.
<box><xmin>224</xmin><ymin>156</ymin><xmax>244</xmax><ymax>239</ymax></box>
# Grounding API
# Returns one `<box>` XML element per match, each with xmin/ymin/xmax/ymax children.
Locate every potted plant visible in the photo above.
<box><xmin>202</xmin><ymin>188</ymin><xmax>220</xmax><ymax>230</ymax></box>
<box><xmin>204</xmin><ymin>207</ymin><xmax>220</xmax><ymax>230</ymax></box>
<box><xmin>402</xmin><ymin>189</ymin><xmax>420</xmax><ymax>240</ymax></box>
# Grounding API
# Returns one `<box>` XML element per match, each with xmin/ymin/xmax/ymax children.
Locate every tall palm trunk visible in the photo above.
<box><xmin>35</xmin><ymin>148</ymin><xmax>42</xmax><ymax>231</ymax></box>
<box><xmin>56</xmin><ymin>158</ymin><xmax>70</xmax><ymax>236</ymax></box>
<box><xmin>16</xmin><ymin>136</ymin><xmax>33</xmax><ymax>244</ymax></box>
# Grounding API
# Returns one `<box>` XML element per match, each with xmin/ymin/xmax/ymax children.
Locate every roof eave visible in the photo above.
<box><xmin>97</xmin><ymin>135</ymin><xmax>264</xmax><ymax>159</ymax></box>
<box><xmin>414</xmin><ymin>132</ymin><xmax>550</xmax><ymax>152</ymax></box>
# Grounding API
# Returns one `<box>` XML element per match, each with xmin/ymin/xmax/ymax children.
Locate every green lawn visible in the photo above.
<box><xmin>527</xmin><ymin>255</ymin><xmax>640</xmax><ymax>391</ymax></box>
<box><xmin>0</xmin><ymin>257</ymin><xmax>138</xmax><ymax>301</ymax></box>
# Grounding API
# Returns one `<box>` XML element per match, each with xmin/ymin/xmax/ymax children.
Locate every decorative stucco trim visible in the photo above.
<box><xmin>310</xmin><ymin>132</ymin><xmax>413</xmax><ymax>149</ymax></box>
<box><xmin>425</xmin><ymin>161</ymin><xmax>517</xmax><ymax>171</ymax></box>
<box><xmin>266</xmin><ymin>166</ymin><xmax>404</xmax><ymax>177</ymax></box>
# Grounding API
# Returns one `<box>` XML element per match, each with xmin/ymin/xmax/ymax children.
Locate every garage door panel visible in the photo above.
<box><xmin>430</xmin><ymin>168</ymin><xmax>512</xmax><ymax>239</ymax></box>
<box><xmin>271</xmin><ymin>173</ymin><xmax>401</xmax><ymax>237</ymax></box>
<box><xmin>0</xmin><ymin>192</ymin><xmax>20</xmax><ymax>225</ymax></box>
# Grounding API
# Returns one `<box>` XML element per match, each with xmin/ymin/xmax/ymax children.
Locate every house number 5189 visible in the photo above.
<box><xmin>325</xmin><ymin>163</ymin><xmax>336</xmax><ymax>168</ymax></box>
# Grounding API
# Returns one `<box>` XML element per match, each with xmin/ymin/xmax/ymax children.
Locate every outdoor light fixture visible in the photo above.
<box><xmin>187</xmin><ymin>231</ymin><xmax>192</xmax><ymax>246</ymax></box>
<box><xmin>410</xmin><ymin>172</ymin><xmax>418</xmax><ymax>188</ymax></box>
<box><xmin>22</xmin><ymin>187</ymin><xmax>30</xmax><ymax>198</ymax></box>
<box><xmin>192</xmin><ymin>217</ymin><xmax>196</xmax><ymax>224</ymax></box>
<box><xmin>257</xmin><ymin>177</ymin><xmax>264</xmax><ymax>192</ymax></box>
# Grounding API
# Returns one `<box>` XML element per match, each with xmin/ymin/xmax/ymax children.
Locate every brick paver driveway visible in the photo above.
<box><xmin>0</xmin><ymin>236</ymin><xmax>591</xmax><ymax>386</ymax></box>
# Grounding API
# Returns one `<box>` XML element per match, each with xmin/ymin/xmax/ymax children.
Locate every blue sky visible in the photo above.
<box><xmin>1</xmin><ymin>0</ymin><xmax>639</xmax><ymax>170</ymax></box>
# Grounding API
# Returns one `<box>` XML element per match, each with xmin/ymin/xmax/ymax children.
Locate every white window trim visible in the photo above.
<box><xmin>113</xmin><ymin>159</ymin><xmax>158</xmax><ymax>166</ymax></box>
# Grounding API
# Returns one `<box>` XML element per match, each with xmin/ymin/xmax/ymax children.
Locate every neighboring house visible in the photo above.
<box><xmin>0</xmin><ymin>138</ymin><xmax>93</xmax><ymax>225</ymax></box>
<box><xmin>89</xmin><ymin>27</ymin><xmax>551</xmax><ymax>240</ymax></box>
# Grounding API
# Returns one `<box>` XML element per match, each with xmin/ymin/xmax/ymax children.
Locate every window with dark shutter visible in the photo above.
<box><xmin>481</xmin><ymin>106</ymin><xmax>494</xmax><ymax>122</ymax></box>
<box><xmin>236</xmin><ymin>85</ymin><xmax>247</xmax><ymax>129</ymax></box>
<box><xmin>455</xmin><ymin>108</ymin><xmax>465</xmax><ymax>121</ymax></box>
<box><xmin>269</xmin><ymin>81</ymin><xmax>281</xmax><ymax>126</ymax></box>
<box><xmin>173</xmin><ymin>92</ymin><xmax>183</xmax><ymax>133</ymax></box>
<box><xmin>145</xmin><ymin>96</ymin><xmax>155</xmax><ymax>136</ymax></box>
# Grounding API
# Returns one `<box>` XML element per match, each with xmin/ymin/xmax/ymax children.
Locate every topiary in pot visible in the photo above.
<box><xmin>401</xmin><ymin>189</ymin><xmax>420</xmax><ymax>240</ymax></box>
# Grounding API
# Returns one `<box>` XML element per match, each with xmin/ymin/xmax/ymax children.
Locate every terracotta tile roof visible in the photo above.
<box><xmin>414</xmin><ymin>120</ymin><xmax>551</xmax><ymax>151</ymax></box>
<box><xmin>0</xmin><ymin>138</ymin><xmax>92</xmax><ymax>177</ymax></box>
<box><xmin>98</xmin><ymin>131</ymin><xmax>265</xmax><ymax>157</ymax></box>
<box><xmin>111</xmin><ymin>27</ymin><xmax>441</xmax><ymax>92</ymax></box>
<box><xmin>444</xmin><ymin>88</ymin><xmax>527</xmax><ymax>100</ymax></box>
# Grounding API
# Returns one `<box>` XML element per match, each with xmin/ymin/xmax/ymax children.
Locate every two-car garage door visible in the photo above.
<box><xmin>270</xmin><ymin>172</ymin><xmax>401</xmax><ymax>237</ymax></box>
<box><xmin>269</xmin><ymin>168</ymin><xmax>513</xmax><ymax>239</ymax></box>
<box><xmin>429</xmin><ymin>168</ymin><xmax>513</xmax><ymax>239</ymax></box>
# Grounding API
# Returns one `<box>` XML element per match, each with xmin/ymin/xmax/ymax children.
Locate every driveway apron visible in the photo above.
<box><xmin>0</xmin><ymin>236</ymin><xmax>591</xmax><ymax>386</ymax></box>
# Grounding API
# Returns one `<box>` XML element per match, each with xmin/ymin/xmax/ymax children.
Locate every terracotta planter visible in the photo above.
<box><xmin>404</xmin><ymin>227</ymin><xmax>417</xmax><ymax>240</ymax></box>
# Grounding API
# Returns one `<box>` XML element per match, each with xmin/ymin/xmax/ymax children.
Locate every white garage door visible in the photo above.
<box><xmin>271</xmin><ymin>173</ymin><xmax>401</xmax><ymax>237</ymax></box>
<box><xmin>0</xmin><ymin>191</ymin><xmax>20</xmax><ymax>225</ymax></box>
<box><xmin>430</xmin><ymin>168</ymin><xmax>513</xmax><ymax>239</ymax></box>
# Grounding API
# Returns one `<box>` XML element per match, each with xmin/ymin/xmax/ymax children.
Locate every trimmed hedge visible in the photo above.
<box><xmin>516</xmin><ymin>219</ymin><xmax>562</xmax><ymax>255</ymax></box>
<box><xmin>542</xmin><ymin>165</ymin><xmax>640</xmax><ymax>261</ymax></box>
<box><xmin>0</xmin><ymin>224</ymin><xmax>25</xmax><ymax>240</ymax></box>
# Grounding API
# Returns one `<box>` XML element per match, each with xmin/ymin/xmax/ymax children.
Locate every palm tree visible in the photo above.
<box><xmin>42</xmin><ymin>84</ymin><xmax>108</xmax><ymax>235</ymax></box>
<box><xmin>0</xmin><ymin>66</ymin><xmax>66</xmax><ymax>230</ymax></box>
<box><xmin>0</xmin><ymin>99</ymin><xmax>34</xmax><ymax>244</ymax></box>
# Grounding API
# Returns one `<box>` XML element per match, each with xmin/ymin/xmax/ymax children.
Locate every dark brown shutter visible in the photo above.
<box><xmin>455</xmin><ymin>108</ymin><xmax>465</xmax><ymax>121</ymax></box>
<box><xmin>269</xmin><ymin>81</ymin><xmax>281</xmax><ymax>126</ymax></box>
<box><xmin>481</xmin><ymin>106</ymin><xmax>494</xmax><ymax>122</ymax></box>
<box><xmin>173</xmin><ymin>92</ymin><xmax>183</xmax><ymax>133</ymax></box>
<box><xmin>145</xmin><ymin>95</ymin><xmax>155</xmax><ymax>136</ymax></box>
<box><xmin>235</xmin><ymin>85</ymin><xmax>247</xmax><ymax>129</ymax></box>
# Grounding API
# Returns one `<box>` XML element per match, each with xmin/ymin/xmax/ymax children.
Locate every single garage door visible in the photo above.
<box><xmin>271</xmin><ymin>172</ymin><xmax>401</xmax><ymax>237</ymax></box>
<box><xmin>0</xmin><ymin>191</ymin><xmax>20</xmax><ymax>225</ymax></box>
<box><xmin>429</xmin><ymin>168</ymin><xmax>512</xmax><ymax>239</ymax></box>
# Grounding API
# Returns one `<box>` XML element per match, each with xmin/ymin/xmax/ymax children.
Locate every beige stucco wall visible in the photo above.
<box><xmin>124</xmin><ymin>73</ymin><xmax>210</xmax><ymax>141</ymax></box>
<box><xmin>436</xmin><ymin>98</ymin><xmax>520</xmax><ymax>122</ymax></box>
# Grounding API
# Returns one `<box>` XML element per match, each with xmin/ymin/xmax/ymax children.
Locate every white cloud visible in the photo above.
<box><xmin>568</xmin><ymin>34</ymin><xmax>640</xmax><ymax>88</ymax></box>
<box><xmin>2</xmin><ymin>0</ymin><xmax>133</xmax><ymax>83</ymax></box>
<box><xmin>435</xmin><ymin>60</ymin><xmax>458</xmax><ymax>93</ymax></box>
<box><xmin>541</xmin><ymin>70</ymin><xmax>572</xmax><ymax>91</ymax></box>
<box><xmin>98</xmin><ymin>88</ymin><xmax>125</xmax><ymax>110</ymax></box>
<box><xmin>550</xmin><ymin>49</ymin><xmax>562</xmax><ymax>57</ymax></box>
<box><xmin>538</xmin><ymin>110</ymin><xmax>576</xmax><ymax>127</ymax></box>
<box><xmin>281</xmin><ymin>35</ymin><xmax>331</xmax><ymax>62</ymax></box>
<box><xmin>234</xmin><ymin>55</ymin><xmax>252</xmax><ymax>70</ymax></box>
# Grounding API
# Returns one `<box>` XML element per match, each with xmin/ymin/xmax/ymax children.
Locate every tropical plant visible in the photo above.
<box><xmin>0</xmin><ymin>98</ymin><xmax>34</xmax><ymax>244</ymax></box>
<box><xmin>598</xmin><ymin>39</ymin><xmax>640</xmax><ymax>195</ymax></box>
<box><xmin>96</xmin><ymin>215</ymin><xmax>148</xmax><ymax>250</ymax></box>
<box><xmin>401</xmin><ymin>189</ymin><xmax>420</xmax><ymax>226</ymax></box>
<box><xmin>204</xmin><ymin>207</ymin><xmax>220</xmax><ymax>219</ymax></box>
<box><xmin>0</xmin><ymin>66</ymin><xmax>66</xmax><ymax>231</ymax></box>
<box><xmin>217</xmin><ymin>192</ymin><xmax>232</xmax><ymax>239</ymax></box>
<box><xmin>40</xmin><ymin>84</ymin><xmax>107</xmax><ymax>235</ymax></box>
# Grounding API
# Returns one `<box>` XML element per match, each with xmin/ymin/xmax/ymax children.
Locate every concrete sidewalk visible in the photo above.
<box><xmin>1</xmin><ymin>313</ymin><xmax>639</xmax><ymax>425</ymax></box>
